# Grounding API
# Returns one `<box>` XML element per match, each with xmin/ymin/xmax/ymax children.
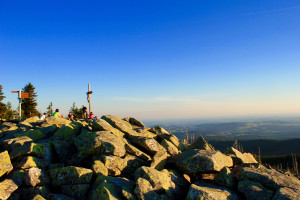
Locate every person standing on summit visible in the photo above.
<box><xmin>82</xmin><ymin>105</ymin><xmax>88</xmax><ymax>119</ymax></box>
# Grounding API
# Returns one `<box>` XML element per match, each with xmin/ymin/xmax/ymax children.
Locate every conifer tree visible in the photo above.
<box><xmin>0</xmin><ymin>85</ymin><xmax>7</xmax><ymax>118</ymax></box>
<box><xmin>21</xmin><ymin>82</ymin><xmax>39</xmax><ymax>118</ymax></box>
<box><xmin>70</xmin><ymin>102</ymin><xmax>81</xmax><ymax>119</ymax></box>
<box><xmin>46</xmin><ymin>102</ymin><xmax>53</xmax><ymax>116</ymax></box>
<box><xmin>5</xmin><ymin>102</ymin><xmax>18</xmax><ymax>119</ymax></box>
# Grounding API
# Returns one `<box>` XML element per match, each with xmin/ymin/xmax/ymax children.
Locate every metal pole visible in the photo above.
<box><xmin>88</xmin><ymin>84</ymin><xmax>91</xmax><ymax>114</ymax></box>
<box><xmin>18</xmin><ymin>90</ymin><xmax>21</xmax><ymax>120</ymax></box>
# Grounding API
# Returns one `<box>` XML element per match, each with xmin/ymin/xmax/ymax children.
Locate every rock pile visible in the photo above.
<box><xmin>0</xmin><ymin>115</ymin><xmax>299</xmax><ymax>200</ymax></box>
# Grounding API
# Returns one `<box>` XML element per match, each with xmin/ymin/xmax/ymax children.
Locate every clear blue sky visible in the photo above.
<box><xmin>1</xmin><ymin>0</ymin><xmax>300</xmax><ymax>120</ymax></box>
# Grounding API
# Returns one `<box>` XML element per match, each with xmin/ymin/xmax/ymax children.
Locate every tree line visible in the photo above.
<box><xmin>0</xmin><ymin>83</ymin><xmax>83</xmax><ymax>120</ymax></box>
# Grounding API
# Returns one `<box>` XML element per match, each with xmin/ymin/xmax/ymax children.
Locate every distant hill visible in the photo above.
<box><xmin>149</xmin><ymin>121</ymin><xmax>300</xmax><ymax>140</ymax></box>
<box><xmin>208</xmin><ymin>138</ymin><xmax>300</xmax><ymax>156</ymax></box>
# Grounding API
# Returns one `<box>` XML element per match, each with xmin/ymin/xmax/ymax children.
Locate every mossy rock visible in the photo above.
<box><xmin>239</xmin><ymin>166</ymin><xmax>300</xmax><ymax>191</ymax></box>
<box><xmin>45</xmin><ymin>116</ymin><xmax>71</xmax><ymax>126</ymax></box>
<box><xmin>10</xmin><ymin>142</ymin><xmax>51</xmax><ymax>161</ymax></box>
<box><xmin>238</xmin><ymin>180</ymin><xmax>273</xmax><ymax>200</ymax></box>
<box><xmin>18</xmin><ymin>121</ymin><xmax>33</xmax><ymax>130</ymax></box>
<box><xmin>89</xmin><ymin>174</ymin><xmax>134</xmax><ymax>200</ymax></box>
<box><xmin>32</xmin><ymin>194</ymin><xmax>46</xmax><ymax>200</ymax></box>
<box><xmin>272</xmin><ymin>187</ymin><xmax>300</xmax><ymax>200</ymax></box>
<box><xmin>134</xmin><ymin>166</ymin><xmax>176</xmax><ymax>199</ymax></box>
<box><xmin>168</xmin><ymin>150</ymin><xmax>233</xmax><ymax>174</ymax></box>
<box><xmin>14</xmin><ymin>156</ymin><xmax>49</xmax><ymax>169</ymax></box>
<box><xmin>53</xmin><ymin>123</ymin><xmax>79</xmax><ymax>141</ymax></box>
<box><xmin>23</xmin><ymin>116</ymin><xmax>40</xmax><ymax>123</ymax></box>
<box><xmin>102</xmin><ymin>155</ymin><xmax>127</xmax><ymax>176</ymax></box>
<box><xmin>135</xmin><ymin>129</ymin><xmax>157</xmax><ymax>138</ymax></box>
<box><xmin>128</xmin><ymin>117</ymin><xmax>145</xmax><ymax>128</ymax></box>
<box><xmin>0</xmin><ymin>150</ymin><xmax>13</xmax><ymax>178</ymax></box>
<box><xmin>190</xmin><ymin>136</ymin><xmax>214</xmax><ymax>150</ymax></box>
<box><xmin>150</xmin><ymin>151</ymin><xmax>168</xmax><ymax>170</ymax></box>
<box><xmin>149</xmin><ymin>126</ymin><xmax>170</xmax><ymax>135</ymax></box>
<box><xmin>1</xmin><ymin>136</ymin><xmax>33</xmax><ymax>151</ymax></box>
<box><xmin>214</xmin><ymin>167</ymin><xmax>237</xmax><ymax>190</ymax></box>
<box><xmin>129</xmin><ymin>136</ymin><xmax>166</xmax><ymax>155</ymax></box>
<box><xmin>101</xmin><ymin>115</ymin><xmax>134</xmax><ymax>136</ymax></box>
<box><xmin>134</xmin><ymin>178</ymin><xmax>159</xmax><ymax>200</ymax></box>
<box><xmin>51</xmin><ymin>140</ymin><xmax>76</xmax><ymax>162</ymax></box>
<box><xmin>186</xmin><ymin>182</ymin><xmax>241</xmax><ymax>200</ymax></box>
<box><xmin>92</xmin><ymin>160</ymin><xmax>108</xmax><ymax>176</ymax></box>
<box><xmin>32</xmin><ymin>195</ymin><xmax>46</xmax><ymax>200</ymax></box>
<box><xmin>91</xmin><ymin>119</ymin><xmax>125</xmax><ymax>137</ymax></box>
<box><xmin>14</xmin><ymin>129</ymin><xmax>47</xmax><ymax>141</ymax></box>
<box><xmin>123</xmin><ymin>139</ymin><xmax>151</xmax><ymax>161</ymax></box>
<box><xmin>161</xmin><ymin>139</ymin><xmax>180</xmax><ymax>155</ymax></box>
<box><xmin>61</xmin><ymin>184</ymin><xmax>90</xmax><ymax>200</ymax></box>
<box><xmin>0</xmin><ymin>179</ymin><xmax>19</xmax><ymax>200</ymax></box>
<box><xmin>74</xmin><ymin>131</ymin><xmax>126</xmax><ymax>158</ymax></box>
<box><xmin>49</xmin><ymin>166</ymin><xmax>93</xmax><ymax>186</ymax></box>
<box><xmin>21</xmin><ymin>186</ymin><xmax>49</xmax><ymax>200</ymax></box>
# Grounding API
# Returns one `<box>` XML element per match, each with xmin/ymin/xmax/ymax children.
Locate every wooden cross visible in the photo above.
<box><xmin>11</xmin><ymin>90</ymin><xmax>29</xmax><ymax>120</ymax></box>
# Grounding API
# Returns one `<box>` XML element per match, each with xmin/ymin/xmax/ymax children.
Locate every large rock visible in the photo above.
<box><xmin>8</xmin><ymin>169</ymin><xmax>25</xmax><ymax>186</ymax></box>
<box><xmin>47</xmin><ymin>193</ymin><xmax>75</xmax><ymax>200</ymax></box>
<box><xmin>134</xmin><ymin>178</ymin><xmax>159</xmax><ymax>200</ymax></box>
<box><xmin>101</xmin><ymin>115</ymin><xmax>134</xmax><ymax>136</ymax></box>
<box><xmin>61</xmin><ymin>184</ymin><xmax>90</xmax><ymax>200</ymax></box>
<box><xmin>134</xmin><ymin>166</ymin><xmax>177</xmax><ymax>199</ymax></box>
<box><xmin>14</xmin><ymin>156</ymin><xmax>49</xmax><ymax>169</ymax></box>
<box><xmin>214</xmin><ymin>167</ymin><xmax>237</xmax><ymax>190</ymax></box>
<box><xmin>49</xmin><ymin>166</ymin><xmax>93</xmax><ymax>186</ymax></box>
<box><xmin>32</xmin><ymin>195</ymin><xmax>46</xmax><ymax>200</ymax></box>
<box><xmin>129</xmin><ymin>136</ymin><xmax>166</xmax><ymax>155</ymax></box>
<box><xmin>53</xmin><ymin>123</ymin><xmax>79</xmax><ymax>141</ymax></box>
<box><xmin>101</xmin><ymin>154</ymin><xmax>146</xmax><ymax>177</ymax></box>
<box><xmin>238</xmin><ymin>180</ymin><xmax>273</xmax><ymax>200</ymax></box>
<box><xmin>135</xmin><ymin>129</ymin><xmax>157</xmax><ymax>138</ymax></box>
<box><xmin>10</xmin><ymin>142</ymin><xmax>51</xmax><ymax>161</ymax></box>
<box><xmin>101</xmin><ymin>155</ymin><xmax>126</xmax><ymax>176</ymax></box>
<box><xmin>168</xmin><ymin>150</ymin><xmax>233</xmax><ymax>174</ymax></box>
<box><xmin>158</xmin><ymin>134</ymin><xmax>188</xmax><ymax>152</ymax></box>
<box><xmin>186</xmin><ymin>181</ymin><xmax>241</xmax><ymax>200</ymax></box>
<box><xmin>45</xmin><ymin>116</ymin><xmax>71</xmax><ymax>126</ymax></box>
<box><xmin>89</xmin><ymin>174</ymin><xmax>134</xmax><ymax>200</ymax></box>
<box><xmin>228</xmin><ymin>147</ymin><xmax>258</xmax><ymax>165</ymax></box>
<box><xmin>190</xmin><ymin>136</ymin><xmax>214</xmax><ymax>150</ymax></box>
<box><xmin>128</xmin><ymin>117</ymin><xmax>145</xmax><ymax>128</ymax></box>
<box><xmin>161</xmin><ymin>139</ymin><xmax>179</xmax><ymax>155</ymax></box>
<box><xmin>38</xmin><ymin>125</ymin><xmax>57</xmax><ymax>137</ymax></box>
<box><xmin>0</xmin><ymin>150</ymin><xmax>13</xmax><ymax>178</ymax></box>
<box><xmin>0</xmin><ymin>179</ymin><xmax>19</xmax><ymax>200</ymax></box>
<box><xmin>51</xmin><ymin>140</ymin><xmax>76</xmax><ymax>163</ymax></box>
<box><xmin>20</xmin><ymin>186</ymin><xmax>49</xmax><ymax>200</ymax></box>
<box><xmin>23</xmin><ymin>116</ymin><xmax>40</xmax><ymax>123</ymax></box>
<box><xmin>239</xmin><ymin>166</ymin><xmax>300</xmax><ymax>191</ymax></box>
<box><xmin>18</xmin><ymin>121</ymin><xmax>33</xmax><ymax>130</ymax></box>
<box><xmin>24</xmin><ymin>167</ymin><xmax>49</xmax><ymax>187</ymax></box>
<box><xmin>74</xmin><ymin>131</ymin><xmax>126</xmax><ymax>158</ymax></box>
<box><xmin>150</xmin><ymin>151</ymin><xmax>168</xmax><ymax>170</ymax></box>
<box><xmin>149</xmin><ymin>126</ymin><xmax>170</xmax><ymax>136</ymax></box>
<box><xmin>1</xmin><ymin>136</ymin><xmax>33</xmax><ymax>151</ymax></box>
<box><xmin>14</xmin><ymin>129</ymin><xmax>47</xmax><ymax>141</ymax></box>
<box><xmin>272</xmin><ymin>187</ymin><xmax>300</xmax><ymax>200</ymax></box>
<box><xmin>92</xmin><ymin>160</ymin><xmax>108</xmax><ymax>176</ymax></box>
<box><xmin>91</xmin><ymin>119</ymin><xmax>124</xmax><ymax>137</ymax></box>
<box><xmin>123</xmin><ymin>139</ymin><xmax>151</xmax><ymax>161</ymax></box>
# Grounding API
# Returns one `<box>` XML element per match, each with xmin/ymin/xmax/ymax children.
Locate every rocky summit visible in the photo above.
<box><xmin>0</xmin><ymin>115</ymin><xmax>299</xmax><ymax>200</ymax></box>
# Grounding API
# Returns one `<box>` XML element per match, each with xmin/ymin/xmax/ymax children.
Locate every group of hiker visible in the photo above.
<box><xmin>39</xmin><ymin>105</ymin><xmax>96</xmax><ymax>120</ymax></box>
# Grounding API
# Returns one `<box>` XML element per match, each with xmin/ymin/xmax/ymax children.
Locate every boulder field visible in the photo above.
<box><xmin>0</xmin><ymin>115</ymin><xmax>299</xmax><ymax>200</ymax></box>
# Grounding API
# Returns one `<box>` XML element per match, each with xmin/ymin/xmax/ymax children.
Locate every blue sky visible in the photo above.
<box><xmin>1</xmin><ymin>0</ymin><xmax>300</xmax><ymax>120</ymax></box>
